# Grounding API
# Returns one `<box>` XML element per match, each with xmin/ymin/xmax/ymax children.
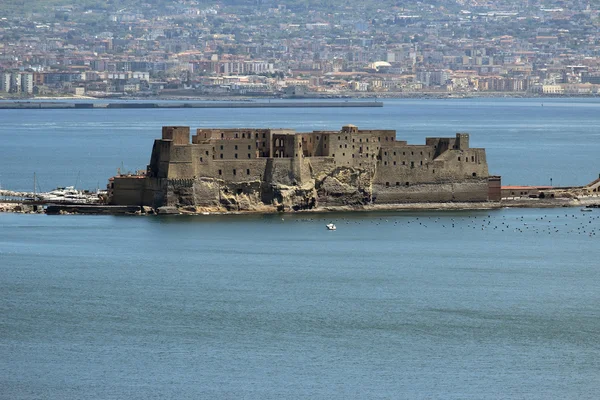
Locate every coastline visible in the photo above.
<box><xmin>2</xmin><ymin>196</ymin><xmax>599</xmax><ymax>216</ymax></box>
<box><xmin>1</xmin><ymin>92</ymin><xmax>600</xmax><ymax>102</ymax></box>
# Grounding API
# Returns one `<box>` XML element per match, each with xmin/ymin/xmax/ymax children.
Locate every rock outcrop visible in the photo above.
<box><xmin>163</xmin><ymin>166</ymin><xmax>376</xmax><ymax>212</ymax></box>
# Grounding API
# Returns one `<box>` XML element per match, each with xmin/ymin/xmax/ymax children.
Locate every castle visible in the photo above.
<box><xmin>109</xmin><ymin>125</ymin><xmax>501</xmax><ymax>211</ymax></box>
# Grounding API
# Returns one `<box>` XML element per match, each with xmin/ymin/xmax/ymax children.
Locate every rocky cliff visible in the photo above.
<box><xmin>164</xmin><ymin>165</ymin><xmax>378</xmax><ymax>212</ymax></box>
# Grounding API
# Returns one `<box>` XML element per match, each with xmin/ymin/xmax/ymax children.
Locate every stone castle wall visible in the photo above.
<box><xmin>110</xmin><ymin>125</ymin><xmax>498</xmax><ymax>211</ymax></box>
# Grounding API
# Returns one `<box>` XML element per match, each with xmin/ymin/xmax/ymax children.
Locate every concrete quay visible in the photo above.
<box><xmin>0</xmin><ymin>101</ymin><xmax>383</xmax><ymax>110</ymax></box>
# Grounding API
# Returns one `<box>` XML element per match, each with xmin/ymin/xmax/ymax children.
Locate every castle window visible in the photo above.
<box><xmin>366</xmin><ymin>138</ymin><xmax>369</xmax><ymax>143</ymax></box>
<box><xmin>235</xmin><ymin>154</ymin><xmax>238</xmax><ymax>159</ymax></box>
<box><xmin>262</xmin><ymin>142</ymin><xmax>266</xmax><ymax>147</ymax></box>
<box><xmin>248</xmin><ymin>145</ymin><xmax>251</xmax><ymax>150</ymax></box>
<box><xmin>393</xmin><ymin>152</ymin><xmax>396</xmax><ymax>156</ymax></box>
<box><xmin>402</xmin><ymin>161</ymin><xmax>406</xmax><ymax>165</ymax></box>
<box><xmin>317</xmin><ymin>136</ymin><xmax>319</xmax><ymax>140</ymax></box>
<box><xmin>262</xmin><ymin>133</ymin><xmax>266</xmax><ymax>138</ymax></box>
<box><xmin>352</xmin><ymin>139</ymin><xmax>355</xmax><ymax>142</ymax></box>
<box><xmin>433</xmin><ymin>169</ymin><xmax>435</xmax><ymax>173</ymax></box>
<box><xmin>384</xmin><ymin>152</ymin><xmax>387</xmax><ymax>156</ymax></box>
<box><xmin>242</xmin><ymin>133</ymin><xmax>246</xmax><ymax>138</ymax></box>
<box><xmin>396</xmin><ymin>182</ymin><xmax>400</xmax><ymax>186</ymax></box>
<box><xmin>403</xmin><ymin>152</ymin><xmax>406</xmax><ymax>155</ymax></box>
<box><xmin>420</xmin><ymin>161</ymin><xmax>423</xmax><ymax>165</ymax></box>
<box><xmin>386</xmin><ymin>182</ymin><xmax>389</xmax><ymax>187</ymax></box>
<box><xmin>473</xmin><ymin>173</ymin><xmax>477</xmax><ymax>177</ymax></box>
<box><xmin>324</xmin><ymin>144</ymin><xmax>327</xmax><ymax>148</ymax></box>
<box><xmin>256</xmin><ymin>133</ymin><xmax>259</xmax><ymax>139</ymax></box>
<box><xmin>406</xmin><ymin>182</ymin><xmax>409</xmax><ymax>187</ymax></box>
<box><xmin>206</xmin><ymin>150</ymin><xmax>209</xmax><ymax>155</ymax></box>
<box><xmin>352</xmin><ymin>154</ymin><xmax>355</xmax><ymax>158</ymax></box>
<box><xmin>218</xmin><ymin>169</ymin><xmax>222</xmax><ymax>175</ymax></box>
<box><xmin>221</xmin><ymin>133</ymin><xmax>224</xmax><ymax>139</ymax></box>
<box><xmin>235</xmin><ymin>133</ymin><xmax>238</xmax><ymax>138</ymax></box>
<box><xmin>411</xmin><ymin>151</ymin><xmax>414</xmax><ymax>155</ymax></box>
<box><xmin>233</xmin><ymin>169</ymin><xmax>236</xmax><ymax>176</ymax></box>
<box><xmin>342</xmin><ymin>153</ymin><xmax>345</xmax><ymax>156</ymax></box>
<box><xmin>220</xmin><ymin>145</ymin><xmax>223</xmax><ymax>150</ymax></box>
<box><xmin>393</xmin><ymin>161</ymin><xmax>396</xmax><ymax>165</ymax></box>
<box><xmin>248</xmin><ymin>154</ymin><xmax>251</xmax><ymax>159</ymax></box>
<box><xmin>420</xmin><ymin>151</ymin><xmax>423</xmax><ymax>155</ymax></box>
<box><xmin>338</xmin><ymin>136</ymin><xmax>340</xmax><ymax>140</ymax></box>
<box><xmin>359</xmin><ymin>138</ymin><xmax>362</xmax><ymax>142</ymax></box>
<box><xmin>472</xmin><ymin>156</ymin><xmax>475</xmax><ymax>162</ymax></box>
<box><xmin>332</xmin><ymin>154</ymin><xmax>335</xmax><ymax>157</ymax></box>
<box><xmin>378</xmin><ymin>137</ymin><xmax>381</xmax><ymax>142</ymax></box>
<box><xmin>247</xmin><ymin>169</ymin><xmax>251</xmax><ymax>175</ymax></box>
<box><xmin>340</xmin><ymin>145</ymin><xmax>342</xmax><ymax>149</ymax></box>
<box><xmin>220</xmin><ymin>154</ymin><xmax>223</xmax><ymax>159</ymax></box>
<box><xmin>411</xmin><ymin>161</ymin><xmax>414</xmax><ymax>168</ymax></box>
<box><xmin>344</xmin><ymin>144</ymin><xmax>347</xmax><ymax>148</ymax></box>
<box><xmin>384</xmin><ymin>161</ymin><xmax>387</xmax><ymax>166</ymax></box>
<box><xmin>345</xmin><ymin>136</ymin><xmax>348</xmax><ymax>140</ymax></box>
<box><xmin>235</xmin><ymin>145</ymin><xmax>238</xmax><ymax>150</ymax></box>
<box><xmin>458</xmin><ymin>157</ymin><xmax>461</xmax><ymax>161</ymax></box>
<box><xmin>200</xmin><ymin>157</ymin><xmax>203</xmax><ymax>162</ymax></box>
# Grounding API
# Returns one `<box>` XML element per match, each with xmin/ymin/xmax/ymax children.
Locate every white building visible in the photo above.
<box><xmin>21</xmin><ymin>73</ymin><xmax>33</xmax><ymax>94</ymax></box>
<box><xmin>0</xmin><ymin>73</ymin><xmax>11</xmax><ymax>92</ymax></box>
<box><xmin>10</xmin><ymin>73</ymin><xmax>21</xmax><ymax>93</ymax></box>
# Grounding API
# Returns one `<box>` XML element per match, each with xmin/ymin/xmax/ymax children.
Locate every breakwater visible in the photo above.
<box><xmin>0</xmin><ymin>101</ymin><xmax>383</xmax><ymax>110</ymax></box>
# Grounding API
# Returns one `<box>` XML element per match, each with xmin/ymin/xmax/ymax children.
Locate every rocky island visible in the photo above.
<box><xmin>108</xmin><ymin>124</ymin><xmax>502</xmax><ymax>213</ymax></box>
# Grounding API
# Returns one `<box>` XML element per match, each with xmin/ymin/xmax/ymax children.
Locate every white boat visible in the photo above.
<box><xmin>581</xmin><ymin>208</ymin><xmax>592</xmax><ymax>212</ymax></box>
<box><xmin>326</xmin><ymin>223</ymin><xmax>336</xmax><ymax>230</ymax></box>
<box><xmin>39</xmin><ymin>186</ymin><xmax>97</xmax><ymax>203</ymax></box>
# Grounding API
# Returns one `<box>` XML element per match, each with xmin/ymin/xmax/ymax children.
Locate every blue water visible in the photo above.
<box><xmin>1</xmin><ymin>210</ymin><xmax>600</xmax><ymax>399</ymax></box>
<box><xmin>1</xmin><ymin>99</ymin><xmax>600</xmax><ymax>399</ymax></box>
<box><xmin>1</xmin><ymin>98</ymin><xmax>599</xmax><ymax>191</ymax></box>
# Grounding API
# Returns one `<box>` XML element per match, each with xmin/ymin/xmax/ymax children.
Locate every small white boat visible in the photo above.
<box><xmin>581</xmin><ymin>208</ymin><xmax>592</xmax><ymax>212</ymax></box>
<box><xmin>326</xmin><ymin>223</ymin><xmax>336</xmax><ymax>230</ymax></box>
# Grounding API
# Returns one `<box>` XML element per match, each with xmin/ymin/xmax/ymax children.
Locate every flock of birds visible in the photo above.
<box><xmin>285</xmin><ymin>209</ymin><xmax>600</xmax><ymax>237</ymax></box>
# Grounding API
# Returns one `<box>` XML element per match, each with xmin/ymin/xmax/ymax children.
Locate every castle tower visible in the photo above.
<box><xmin>455</xmin><ymin>133</ymin><xmax>469</xmax><ymax>150</ymax></box>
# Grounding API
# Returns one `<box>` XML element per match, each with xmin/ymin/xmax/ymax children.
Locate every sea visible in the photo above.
<box><xmin>1</xmin><ymin>98</ymin><xmax>600</xmax><ymax>399</ymax></box>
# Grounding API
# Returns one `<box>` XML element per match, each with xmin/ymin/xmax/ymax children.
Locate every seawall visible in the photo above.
<box><xmin>0</xmin><ymin>101</ymin><xmax>383</xmax><ymax>110</ymax></box>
